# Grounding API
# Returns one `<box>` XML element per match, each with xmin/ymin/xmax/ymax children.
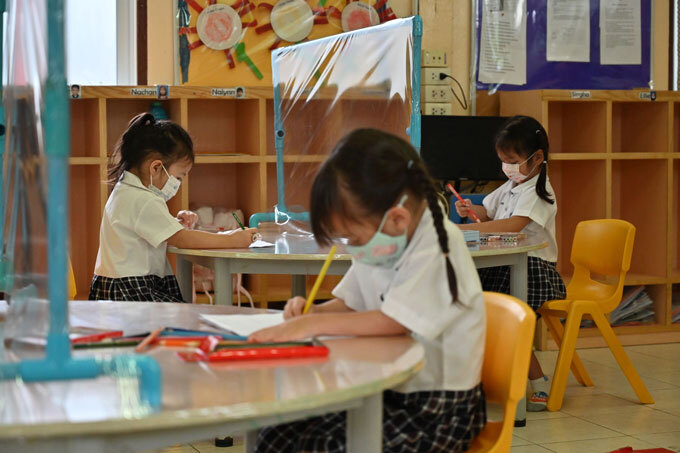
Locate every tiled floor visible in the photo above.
<box><xmin>152</xmin><ymin>343</ymin><xmax>680</xmax><ymax>453</ymax></box>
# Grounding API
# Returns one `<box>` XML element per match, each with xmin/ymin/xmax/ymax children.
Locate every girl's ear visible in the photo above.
<box><xmin>534</xmin><ymin>149</ymin><xmax>545</xmax><ymax>163</ymax></box>
<box><xmin>148</xmin><ymin>158</ymin><xmax>164</xmax><ymax>175</ymax></box>
<box><xmin>387</xmin><ymin>205</ymin><xmax>411</xmax><ymax>235</ymax></box>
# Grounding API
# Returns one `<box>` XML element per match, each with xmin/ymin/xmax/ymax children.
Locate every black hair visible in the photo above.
<box><xmin>108</xmin><ymin>112</ymin><xmax>194</xmax><ymax>184</ymax></box>
<box><xmin>495</xmin><ymin>115</ymin><xmax>554</xmax><ymax>204</ymax></box>
<box><xmin>310</xmin><ymin>129</ymin><xmax>458</xmax><ymax>302</ymax></box>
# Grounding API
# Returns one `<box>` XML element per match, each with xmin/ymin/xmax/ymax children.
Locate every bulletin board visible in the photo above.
<box><xmin>475</xmin><ymin>0</ymin><xmax>652</xmax><ymax>91</ymax></box>
<box><xmin>176</xmin><ymin>0</ymin><xmax>401</xmax><ymax>86</ymax></box>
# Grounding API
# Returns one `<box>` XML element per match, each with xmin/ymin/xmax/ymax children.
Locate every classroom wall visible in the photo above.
<box><xmin>146</xmin><ymin>0</ymin><xmax>668</xmax><ymax>99</ymax></box>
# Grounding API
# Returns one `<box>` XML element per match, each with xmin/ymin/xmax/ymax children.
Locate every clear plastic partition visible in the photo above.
<box><xmin>250</xmin><ymin>17</ymin><xmax>422</xmax><ymax>230</ymax></box>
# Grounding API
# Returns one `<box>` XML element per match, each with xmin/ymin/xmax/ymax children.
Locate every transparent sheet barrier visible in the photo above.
<box><xmin>253</xmin><ymin>18</ymin><xmax>420</xmax><ymax>230</ymax></box>
<box><xmin>0</xmin><ymin>0</ymin><xmax>161</xmax><ymax>424</ymax></box>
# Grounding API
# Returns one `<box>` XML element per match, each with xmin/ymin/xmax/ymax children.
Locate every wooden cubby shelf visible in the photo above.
<box><xmin>70</xmin><ymin>86</ymin><xmax>402</xmax><ymax>306</ymax></box>
<box><xmin>501</xmin><ymin>90</ymin><xmax>680</xmax><ymax>349</ymax></box>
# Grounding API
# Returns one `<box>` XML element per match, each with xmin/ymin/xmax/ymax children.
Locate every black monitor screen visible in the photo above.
<box><xmin>420</xmin><ymin>115</ymin><xmax>508</xmax><ymax>181</ymax></box>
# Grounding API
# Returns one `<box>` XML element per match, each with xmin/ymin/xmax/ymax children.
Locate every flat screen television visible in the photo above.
<box><xmin>420</xmin><ymin>115</ymin><xmax>508</xmax><ymax>181</ymax></box>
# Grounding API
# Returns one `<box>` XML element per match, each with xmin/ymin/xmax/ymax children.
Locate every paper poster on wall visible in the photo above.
<box><xmin>479</xmin><ymin>0</ymin><xmax>527</xmax><ymax>86</ymax></box>
<box><xmin>547</xmin><ymin>0</ymin><xmax>590</xmax><ymax>62</ymax></box>
<box><xmin>600</xmin><ymin>0</ymin><xmax>641</xmax><ymax>65</ymax></box>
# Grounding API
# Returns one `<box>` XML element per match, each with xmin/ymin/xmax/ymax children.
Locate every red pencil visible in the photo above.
<box><xmin>447</xmin><ymin>183</ymin><xmax>481</xmax><ymax>223</ymax></box>
<box><xmin>71</xmin><ymin>330</ymin><xmax>123</xmax><ymax>344</ymax></box>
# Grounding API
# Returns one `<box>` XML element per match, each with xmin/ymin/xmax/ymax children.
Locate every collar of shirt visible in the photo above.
<box><xmin>121</xmin><ymin>171</ymin><xmax>156</xmax><ymax>195</ymax></box>
<box><xmin>393</xmin><ymin>204</ymin><xmax>433</xmax><ymax>269</ymax></box>
<box><xmin>510</xmin><ymin>173</ymin><xmax>540</xmax><ymax>194</ymax></box>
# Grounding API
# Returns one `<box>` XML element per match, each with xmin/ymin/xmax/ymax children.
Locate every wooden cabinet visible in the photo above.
<box><xmin>501</xmin><ymin>90</ymin><xmax>680</xmax><ymax>349</ymax></box>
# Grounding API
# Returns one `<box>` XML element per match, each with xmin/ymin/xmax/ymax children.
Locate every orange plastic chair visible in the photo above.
<box><xmin>538</xmin><ymin>219</ymin><xmax>654</xmax><ymax>411</ymax></box>
<box><xmin>68</xmin><ymin>258</ymin><xmax>77</xmax><ymax>300</ymax></box>
<box><xmin>468</xmin><ymin>292</ymin><xmax>536</xmax><ymax>453</ymax></box>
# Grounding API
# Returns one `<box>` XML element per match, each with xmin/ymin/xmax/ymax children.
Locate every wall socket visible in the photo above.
<box><xmin>422</xmin><ymin>68</ymin><xmax>450</xmax><ymax>85</ymax></box>
<box><xmin>423</xmin><ymin>102</ymin><xmax>452</xmax><ymax>116</ymax></box>
<box><xmin>421</xmin><ymin>86</ymin><xmax>453</xmax><ymax>103</ymax></box>
<box><xmin>421</xmin><ymin>50</ymin><xmax>448</xmax><ymax>67</ymax></box>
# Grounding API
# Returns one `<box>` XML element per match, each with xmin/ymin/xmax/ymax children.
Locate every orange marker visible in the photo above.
<box><xmin>447</xmin><ymin>183</ymin><xmax>481</xmax><ymax>224</ymax></box>
<box><xmin>135</xmin><ymin>327</ymin><xmax>164</xmax><ymax>353</ymax></box>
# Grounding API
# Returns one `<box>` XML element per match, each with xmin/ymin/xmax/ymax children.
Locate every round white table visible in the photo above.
<box><xmin>0</xmin><ymin>301</ymin><xmax>423</xmax><ymax>453</ymax></box>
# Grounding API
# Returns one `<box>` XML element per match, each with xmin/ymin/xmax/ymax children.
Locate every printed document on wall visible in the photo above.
<box><xmin>547</xmin><ymin>0</ymin><xmax>590</xmax><ymax>62</ymax></box>
<box><xmin>479</xmin><ymin>0</ymin><xmax>527</xmax><ymax>86</ymax></box>
<box><xmin>600</xmin><ymin>0</ymin><xmax>641</xmax><ymax>65</ymax></box>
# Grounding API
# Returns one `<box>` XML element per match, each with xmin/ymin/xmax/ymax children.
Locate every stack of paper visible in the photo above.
<box><xmin>610</xmin><ymin>286</ymin><xmax>655</xmax><ymax>326</ymax></box>
<box><xmin>199</xmin><ymin>313</ymin><xmax>284</xmax><ymax>337</ymax></box>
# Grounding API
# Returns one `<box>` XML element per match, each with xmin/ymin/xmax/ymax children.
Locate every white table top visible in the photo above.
<box><xmin>169</xmin><ymin>230</ymin><xmax>547</xmax><ymax>260</ymax></box>
<box><xmin>0</xmin><ymin>301</ymin><xmax>424</xmax><ymax>440</ymax></box>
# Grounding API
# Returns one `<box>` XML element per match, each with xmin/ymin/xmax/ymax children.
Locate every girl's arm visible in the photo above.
<box><xmin>167</xmin><ymin>228</ymin><xmax>257</xmax><ymax>249</ymax></box>
<box><xmin>249</xmin><ymin>310</ymin><xmax>408</xmax><ymax>343</ymax></box>
<box><xmin>458</xmin><ymin>215</ymin><xmax>531</xmax><ymax>232</ymax></box>
<box><xmin>454</xmin><ymin>200</ymin><xmax>491</xmax><ymax>222</ymax></box>
<box><xmin>283</xmin><ymin>296</ymin><xmax>355</xmax><ymax>319</ymax></box>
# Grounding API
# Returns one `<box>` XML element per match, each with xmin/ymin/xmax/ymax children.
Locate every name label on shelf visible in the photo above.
<box><xmin>211</xmin><ymin>87</ymin><xmax>245</xmax><ymax>98</ymax></box>
<box><xmin>570</xmin><ymin>91</ymin><xmax>591</xmax><ymax>99</ymax></box>
<box><xmin>130</xmin><ymin>88</ymin><xmax>157</xmax><ymax>96</ymax></box>
<box><xmin>639</xmin><ymin>91</ymin><xmax>657</xmax><ymax>101</ymax></box>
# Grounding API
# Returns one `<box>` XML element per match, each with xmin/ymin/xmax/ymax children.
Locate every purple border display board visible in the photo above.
<box><xmin>475</xmin><ymin>0</ymin><xmax>652</xmax><ymax>91</ymax></box>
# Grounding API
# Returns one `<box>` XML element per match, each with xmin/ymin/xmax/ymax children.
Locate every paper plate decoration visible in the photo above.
<box><xmin>341</xmin><ymin>2</ymin><xmax>379</xmax><ymax>31</ymax></box>
<box><xmin>196</xmin><ymin>4</ymin><xmax>242</xmax><ymax>50</ymax></box>
<box><xmin>271</xmin><ymin>0</ymin><xmax>314</xmax><ymax>42</ymax></box>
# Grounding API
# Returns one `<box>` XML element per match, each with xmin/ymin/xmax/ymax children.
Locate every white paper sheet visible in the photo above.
<box><xmin>199</xmin><ymin>313</ymin><xmax>285</xmax><ymax>337</ymax></box>
<box><xmin>600</xmin><ymin>0</ymin><xmax>641</xmax><ymax>65</ymax></box>
<box><xmin>249</xmin><ymin>239</ymin><xmax>274</xmax><ymax>248</ymax></box>
<box><xmin>547</xmin><ymin>0</ymin><xmax>590</xmax><ymax>62</ymax></box>
<box><xmin>479</xmin><ymin>0</ymin><xmax>527</xmax><ymax>86</ymax></box>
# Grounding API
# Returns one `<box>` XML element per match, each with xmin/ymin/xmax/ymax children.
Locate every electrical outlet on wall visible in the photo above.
<box><xmin>423</xmin><ymin>103</ymin><xmax>452</xmax><ymax>115</ymax></box>
<box><xmin>422</xmin><ymin>50</ymin><xmax>448</xmax><ymax>67</ymax></box>
<box><xmin>422</xmin><ymin>68</ymin><xmax>450</xmax><ymax>85</ymax></box>
<box><xmin>421</xmin><ymin>86</ymin><xmax>453</xmax><ymax>102</ymax></box>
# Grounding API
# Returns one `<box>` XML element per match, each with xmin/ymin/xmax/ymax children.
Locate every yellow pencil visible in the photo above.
<box><xmin>303</xmin><ymin>245</ymin><xmax>337</xmax><ymax>314</ymax></box>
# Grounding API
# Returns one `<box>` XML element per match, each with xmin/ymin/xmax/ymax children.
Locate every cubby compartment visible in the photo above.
<box><xmin>673</xmin><ymin>160</ymin><xmax>680</xmax><ymax>282</ymax></box>
<box><xmin>266</xmin><ymin>162</ymin><xmax>322</xmax><ymax>213</ymax></box>
<box><xmin>106</xmin><ymin>98</ymin><xmax>182</xmax><ymax>156</ymax></box>
<box><xmin>609</xmin><ymin>284</ymin><xmax>667</xmax><ymax>327</ymax></box>
<box><xmin>69</xmin><ymin>165</ymin><xmax>104</xmax><ymax>298</ymax></box>
<box><xmin>187</xmin><ymin>163</ymin><xmax>262</xmax><ymax>221</ymax></box>
<box><xmin>548</xmin><ymin>101</ymin><xmax>606</xmax><ymax>153</ymax></box>
<box><xmin>70</xmin><ymin>99</ymin><xmax>101</xmax><ymax>158</ymax></box>
<box><xmin>612</xmin><ymin>102</ymin><xmax>669</xmax><ymax>153</ymax></box>
<box><xmin>267</xmin><ymin>99</ymin><xmax>338</xmax><ymax>156</ymax></box>
<box><xmin>548</xmin><ymin>160</ymin><xmax>607</xmax><ymax>276</ymax></box>
<box><xmin>187</xmin><ymin>99</ymin><xmax>260</xmax><ymax>155</ymax></box>
<box><xmin>673</xmin><ymin>102</ymin><xmax>680</xmax><ymax>154</ymax></box>
<box><xmin>673</xmin><ymin>284</ymin><xmax>680</xmax><ymax>323</ymax></box>
<box><xmin>612</xmin><ymin>159</ymin><xmax>668</xmax><ymax>280</ymax></box>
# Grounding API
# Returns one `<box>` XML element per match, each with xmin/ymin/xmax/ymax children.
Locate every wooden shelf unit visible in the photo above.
<box><xmin>501</xmin><ymin>90</ymin><xmax>680</xmax><ymax>349</ymax></box>
<box><xmin>69</xmin><ymin>86</ymin><xmax>397</xmax><ymax>305</ymax></box>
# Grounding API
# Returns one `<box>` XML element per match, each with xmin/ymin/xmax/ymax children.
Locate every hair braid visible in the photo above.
<box><xmin>410</xmin><ymin>163</ymin><xmax>459</xmax><ymax>302</ymax></box>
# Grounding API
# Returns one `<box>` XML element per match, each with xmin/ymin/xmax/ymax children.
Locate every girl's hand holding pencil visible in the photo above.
<box><xmin>283</xmin><ymin>296</ymin><xmax>312</xmax><ymax>319</ymax></box>
<box><xmin>454</xmin><ymin>199</ymin><xmax>475</xmax><ymax>219</ymax></box>
<box><xmin>176</xmin><ymin>210</ymin><xmax>199</xmax><ymax>229</ymax></box>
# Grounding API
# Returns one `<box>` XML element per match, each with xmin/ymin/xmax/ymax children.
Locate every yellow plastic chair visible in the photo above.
<box><xmin>538</xmin><ymin>219</ymin><xmax>654</xmax><ymax>411</ymax></box>
<box><xmin>468</xmin><ymin>292</ymin><xmax>536</xmax><ymax>453</ymax></box>
<box><xmin>68</xmin><ymin>258</ymin><xmax>77</xmax><ymax>300</ymax></box>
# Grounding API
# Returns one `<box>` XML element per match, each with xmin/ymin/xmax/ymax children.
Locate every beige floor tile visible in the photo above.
<box><xmin>526</xmin><ymin>411</ymin><xmax>572</xmax><ymax>421</ymax></box>
<box><xmin>648</xmin><ymin>388</ymin><xmax>680</xmax><ymax>417</ymax></box>
<box><xmin>513</xmin><ymin>416</ymin><xmax>621</xmax><ymax>444</ymax></box>
<box><xmin>559</xmin><ymin>393</ymin><xmax>642</xmax><ymax>416</ymax></box>
<box><xmin>147</xmin><ymin>446</ymin><xmax>197</xmax><ymax>453</ymax></box>
<box><xmin>539</xmin><ymin>436</ymin><xmax>656</xmax><ymax>453</ymax></box>
<box><xmin>511</xmin><ymin>445</ymin><xmax>555</xmax><ymax>453</ymax></box>
<box><xmin>634</xmin><ymin>430</ymin><xmax>680</xmax><ymax>452</ymax></box>
<box><xmin>579</xmin><ymin>405</ymin><xmax>680</xmax><ymax>436</ymax></box>
<box><xmin>513</xmin><ymin>434</ymin><xmax>533</xmax><ymax>446</ymax></box>
<box><xmin>627</xmin><ymin>344</ymin><xmax>680</xmax><ymax>361</ymax></box>
<box><xmin>578</xmin><ymin>348</ymin><xmax>680</xmax><ymax>385</ymax></box>
<box><xmin>191</xmin><ymin>441</ymin><xmax>244</xmax><ymax>453</ymax></box>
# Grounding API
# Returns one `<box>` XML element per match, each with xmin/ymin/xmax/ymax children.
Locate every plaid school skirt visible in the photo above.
<box><xmin>255</xmin><ymin>385</ymin><xmax>486</xmax><ymax>453</ymax></box>
<box><xmin>89</xmin><ymin>274</ymin><xmax>185</xmax><ymax>302</ymax></box>
<box><xmin>477</xmin><ymin>256</ymin><xmax>566</xmax><ymax>312</ymax></box>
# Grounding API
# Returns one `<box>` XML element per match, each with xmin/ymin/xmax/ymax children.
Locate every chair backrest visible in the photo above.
<box><xmin>449</xmin><ymin>193</ymin><xmax>487</xmax><ymax>224</ymax></box>
<box><xmin>482</xmin><ymin>291</ymin><xmax>536</xmax><ymax>408</ymax></box>
<box><xmin>568</xmin><ymin>219</ymin><xmax>635</xmax><ymax>313</ymax></box>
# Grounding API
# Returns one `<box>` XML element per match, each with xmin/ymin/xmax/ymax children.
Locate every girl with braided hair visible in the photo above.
<box><xmin>456</xmin><ymin>115</ymin><xmax>566</xmax><ymax>412</ymax></box>
<box><xmin>250</xmin><ymin>129</ymin><xmax>486</xmax><ymax>453</ymax></box>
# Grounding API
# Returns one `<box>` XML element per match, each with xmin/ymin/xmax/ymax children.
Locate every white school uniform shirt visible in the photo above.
<box><xmin>94</xmin><ymin>171</ymin><xmax>183</xmax><ymax>278</ymax></box>
<box><xmin>482</xmin><ymin>174</ymin><xmax>558</xmax><ymax>263</ymax></box>
<box><xmin>332</xmin><ymin>208</ymin><xmax>486</xmax><ymax>393</ymax></box>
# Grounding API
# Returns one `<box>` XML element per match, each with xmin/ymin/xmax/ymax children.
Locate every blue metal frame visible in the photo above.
<box><xmin>0</xmin><ymin>0</ymin><xmax>161</xmax><ymax>411</ymax></box>
<box><xmin>249</xmin><ymin>17</ymin><xmax>422</xmax><ymax>228</ymax></box>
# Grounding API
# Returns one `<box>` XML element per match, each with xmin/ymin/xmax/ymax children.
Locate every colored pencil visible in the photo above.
<box><xmin>303</xmin><ymin>245</ymin><xmax>337</xmax><ymax>314</ymax></box>
<box><xmin>135</xmin><ymin>327</ymin><xmax>164</xmax><ymax>353</ymax></box>
<box><xmin>447</xmin><ymin>183</ymin><xmax>481</xmax><ymax>223</ymax></box>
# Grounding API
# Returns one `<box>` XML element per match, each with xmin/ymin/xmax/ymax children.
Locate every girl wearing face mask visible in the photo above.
<box><xmin>89</xmin><ymin>113</ymin><xmax>258</xmax><ymax>302</ymax></box>
<box><xmin>250</xmin><ymin>129</ymin><xmax>486</xmax><ymax>453</ymax></box>
<box><xmin>456</xmin><ymin>115</ymin><xmax>566</xmax><ymax>412</ymax></box>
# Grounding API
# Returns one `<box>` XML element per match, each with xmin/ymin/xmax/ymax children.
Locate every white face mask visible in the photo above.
<box><xmin>149</xmin><ymin>164</ymin><xmax>180</xmax><ymax>201</ymax></box>
<box><xmin>502</xmin><ymin>152</ymin><xmax>537</xmax><ymax>184</ymax></box>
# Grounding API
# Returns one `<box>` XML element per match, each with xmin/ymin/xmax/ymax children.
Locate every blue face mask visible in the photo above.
<box><xmin>346</xmin><ymin>195</ymin><xmax>408</xmax><ymax>268</ymax></box>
